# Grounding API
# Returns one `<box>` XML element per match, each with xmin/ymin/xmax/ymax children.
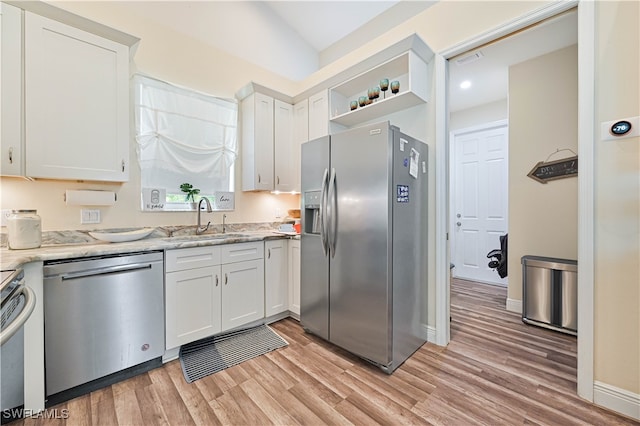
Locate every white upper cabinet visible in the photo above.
<box><xmin>308</xmin><ymin>89</ymin><xmax>329</xmax><ymax>140</ymax></box>
<box><xmin>274</xmin><ymin>99</ymin><xmax>295</xmax><ymax>192</ymax></box>
<box><xmin>240</xmin><ymin>86</ymin><xmax>301</xmax><ymax>193</ymax></box>
<box><xmin>292</xmin><ymin>99</ymin><xmax>308</xmax><ymax>192</ymax></box>
<box><xmin>24</xmin><ymin>12</ymin><xmax>131</xmax><ymax>181</ymax></box>
<box><xmin>1</xmin><ymin>3</ymin><xmax>24</xmax><ymax>177</ymax></box>
<box><xmin>242</xmin><ymin>91</ymin><xmax>275</xmax><ymax>191</ymax></box>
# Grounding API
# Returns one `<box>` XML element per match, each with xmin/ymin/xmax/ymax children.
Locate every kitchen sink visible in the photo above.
<box><xmin>162</xmin><ymin>233</ymin><xmax>248</xmax><ymax>243</ymax></box>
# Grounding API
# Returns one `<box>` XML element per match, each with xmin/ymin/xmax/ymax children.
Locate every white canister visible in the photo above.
<box><xmin>7</xmin><ymin>210</ymin><xmax>42</xmax><ymax>249</ymax></box>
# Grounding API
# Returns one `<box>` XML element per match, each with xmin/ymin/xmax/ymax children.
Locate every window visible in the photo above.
<box><xmin>133</xmin><ymin>75</ymin><xmax>238</xmax><ymax>211</ymax></box>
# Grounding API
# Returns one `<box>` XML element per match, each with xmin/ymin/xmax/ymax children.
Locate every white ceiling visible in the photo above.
<box><xmin>448</xmin><ymin>10</ymin><xmax>578</xmax><ymax>112</ymax></box>
<box><xmin>264</xmin><ymin>1</ymin><xmax>401</xmax><ymax>52</ymax></box>
<box><xmin>113</xmin><ymin>2</ymin><xmax>576</xmax><ymax>111</ymax></box>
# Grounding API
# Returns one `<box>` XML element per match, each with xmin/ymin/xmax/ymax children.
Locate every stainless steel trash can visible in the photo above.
<box><xmin>521</xmin><ymin>256</ymin><xmax>577</xmax><ymax>336</ymax></box>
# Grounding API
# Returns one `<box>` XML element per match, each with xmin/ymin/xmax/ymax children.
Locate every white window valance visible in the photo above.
<box><xmin>134</xmin><ymin>74</ymin><xmax>238</xmax><ymax>195</ymax></box>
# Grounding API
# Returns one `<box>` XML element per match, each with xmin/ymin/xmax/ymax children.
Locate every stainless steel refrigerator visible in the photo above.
<box><xmin>300</xmin><ymin>121</ymin><xmax>428</xmax><ymax>374</ymax></box>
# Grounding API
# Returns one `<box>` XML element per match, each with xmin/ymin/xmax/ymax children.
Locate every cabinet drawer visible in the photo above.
<box><xmin>220</xmin><ymin>242</ymin><xmax>264</xmax><ymax>264</ymax></box>
<box><xmin>166</xmin><ymin>246</ymin><xmax>221</xmax><ymax>272</ymax></box>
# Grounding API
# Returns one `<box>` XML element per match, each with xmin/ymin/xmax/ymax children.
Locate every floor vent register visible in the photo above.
<box><xmin>179</xmin><ymin>324</ymin><xmax>288</xmax><ymax>383</ymax></box>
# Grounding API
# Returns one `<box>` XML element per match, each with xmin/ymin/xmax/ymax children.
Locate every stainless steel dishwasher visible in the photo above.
<box><xmin>44</xmin><ymin>251</ymin><xmax>164</xmax><ymax>404</ymax></box>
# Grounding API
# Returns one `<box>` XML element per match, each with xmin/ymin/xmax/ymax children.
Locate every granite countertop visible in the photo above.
<box><xmin>0</xmin><ymin>226</ymin><xmax>300</xmax><ymax>271</ymax></box>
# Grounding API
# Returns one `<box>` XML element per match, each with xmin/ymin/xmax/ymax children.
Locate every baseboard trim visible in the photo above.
<box><xmin>594</xmin><ymin>381</ymin><xmax>640</xmax><ymax>421</ymax></box>
<box><xmin>506</xmin><ymin>298</ymin><xmax>522</xmax><ymax>314</ymax></box>
<box><xmin>422</xmin><ymin>324</ymin><xmax>437</xmax><ymax>343</ymax></box>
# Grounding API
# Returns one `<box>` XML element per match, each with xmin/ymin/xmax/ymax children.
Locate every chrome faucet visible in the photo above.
<box><xmin>196</xmin><ymin>198</ymin><xmax>213</xmax><ymax>234</ymax></box>
<box><xmin>222</xmin><ymin>214</ymin><xmax>227</xmax><ymax>234</ymax></box>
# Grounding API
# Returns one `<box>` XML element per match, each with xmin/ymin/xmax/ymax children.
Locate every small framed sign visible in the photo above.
<box><xmin>527</xmin><ymin>156</ymin><xmax>578</xmax><ymax>184</ymax></box>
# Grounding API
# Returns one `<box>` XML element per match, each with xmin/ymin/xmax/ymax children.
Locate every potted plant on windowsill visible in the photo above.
<box><xmin>180</xmin><ymin>183</ymin><xmax>200</xmax><ymax>209</ymax></box>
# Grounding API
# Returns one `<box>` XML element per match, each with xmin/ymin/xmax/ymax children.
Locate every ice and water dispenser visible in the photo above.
<box><xmin>303</xmin><ymin>191</ymin><xmax>322</xmax><ymax>234</ymax></box>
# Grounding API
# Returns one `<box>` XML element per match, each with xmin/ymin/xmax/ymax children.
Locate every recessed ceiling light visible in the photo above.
<box><xmin>460</xmin><ymin>80</ymin><xmax>472</xmax><ymax>89</ymax></box>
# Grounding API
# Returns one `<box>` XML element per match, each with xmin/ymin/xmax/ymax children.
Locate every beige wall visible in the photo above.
<box><xmin>0</xmin><ymin>1</ymin><xmax>301</xmax><ymax>231</ymax></box>
<box><xmin>507</xmin><ymin>45</ymin><xmax>578</xmax><ymax>302</ymax></box>
<box><xmin>450</xmin><ymin>99</ymin><xmax>508</xmax><ymax>131</ymax></box>
<box><xmin>2</xmin><ymin>0</ymin><xmax>638</xmax><ymax>399</ymax></box>
<box><xmin>594</xmin><ymin>1</ymin><xmax>640</xmax><ymax>394</ymax></box>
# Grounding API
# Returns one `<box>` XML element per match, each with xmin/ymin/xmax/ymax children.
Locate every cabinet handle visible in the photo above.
<box><xmin>121</xmin><ymin>159</ymin><xmax>125</xmax><ymax>172</ymax></box>
<box><xmin>8</xmin><ymin>147</ymin><xmax>13</xmax><ymax>164</ymax></box>
<box><xmin>215</xmin><ymin>275</ymin><xmax>219</xmax><ymax>287</ymax></box>
<box><xmin>258</xmin><ymin>174</ymin><xmax>261</xmax><ymax>183</ymax></box>
<box><xmin>224</xmin><ymin>273</ymin><xmax>228</xmax><ymax>285</ymax></box>
<box><xmin>268</xmin><ymin>248</ymin><xmax>271</xmax><ymax>259</ymax></box>
<box><xmin>277</xmin><ymin>176</ymin><xmax>280</xmax><ymax>185</ymax></box>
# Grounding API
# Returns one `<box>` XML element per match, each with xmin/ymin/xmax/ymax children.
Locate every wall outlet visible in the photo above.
<box><xmin>0</xmin><ymin>209</ymin><xmax>11</xmax><ymax>227</ymax></box>
<box><xmin>80</xmin><ymin>209</ymin><xmax>101</xmax><ymax>224</ymax></box>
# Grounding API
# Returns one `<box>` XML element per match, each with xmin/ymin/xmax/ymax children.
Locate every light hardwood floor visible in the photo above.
<box><xmin>15</xmin><ymin>278</ymin><xmax>639</xmax><ymax>425</ymax></box>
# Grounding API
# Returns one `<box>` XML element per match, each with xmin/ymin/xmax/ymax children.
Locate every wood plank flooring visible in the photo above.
<box><xmin>16</xmin><ymin>278</ymin><xmax>639</xmax><ymax>425</ymax></box>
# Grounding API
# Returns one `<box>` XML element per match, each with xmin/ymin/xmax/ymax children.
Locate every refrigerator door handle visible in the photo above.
<box><xmin>320</xmin><ymin>168</ymin><xmax>329</xmax><ymax>256</ymax></box>
<box><xmin>328</xmin><ymin>167</ymin><xmax>337</xmax><ymax>258</ymax></box>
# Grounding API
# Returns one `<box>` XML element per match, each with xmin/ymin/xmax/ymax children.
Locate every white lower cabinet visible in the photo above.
<box><xmin>222</xmin><ymin>259</ymin><xmax>264</xmax><ymax>330</ymax></box>
<box><xmin>165</xmin><ymin>246</ymin><xmax>222</xmax><ymax>349</ymax></box>
<box><xmin>165</xmin><ymin>265</ymin><xmax>222</xmax><ymax>350</ymax></box>
<box><xmin>165</xmin><ymin>242</ymin><xmax>265</xmax><ymax>350</ymax></box>
<box><xmin>265</xmin><ymin>240</ymin><xmax>288</xmax><ymax>317</ymax></box>
<box><xmin>288</xmin><ymin>239</ymin><xmax>301</xmax><ymax>316</ymax></box>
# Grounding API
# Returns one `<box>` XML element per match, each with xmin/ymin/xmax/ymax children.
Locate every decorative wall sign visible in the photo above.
<box><xmin>527</xmin><ymin>155</ymin><xmax>578</xmax><ymax>184</ymax></box>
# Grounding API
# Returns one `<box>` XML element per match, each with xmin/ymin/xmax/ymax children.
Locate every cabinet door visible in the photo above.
<box><xmin>308</xmin><ymin>89</ymin><xmax>329</xmax><ymax>140</ymax></box>
<box><xmin>0</xmin><ymin>3</ymin><xmax>23</xmax><ymax>176</ymax></box>
<box><xmin>274</xmin><ymin>99</ymin><xmax>295</xmax><ymax>192</ymax></box>
<box><xmin>221</xmin><ymin>259</ymin><xmax>265</xmax><ymax>331</ymax></box>
<box><xmin>265</xmin><ymin>240</ymin><xmax>288</xmax><ymax>317</ymax></box>
<box><xmin>165</xmin><ymin>266</ymin><xmax>222</xmax><ymax>349</ymax></box>
<box><xmin>24</xmin><ymin>12</ymin><xmax>129</xmax><ymax>181</ymax></box>
<box><xmin>292</xmin><ymin>99</ymin><xmax>309</xmax><ymax>192</ymax></box>
<box><xmin>288</xmin><ymin>239</ymin><xmax>301</xmax><ymax>315</ymax></box>
<box><xmin>242</xmin><ymin>92</ymin><xmax>274</xmax><ymax>191</ymax></box>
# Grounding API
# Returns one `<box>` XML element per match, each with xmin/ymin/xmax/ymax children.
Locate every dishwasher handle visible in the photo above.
<box><xmin>0</xmin><ymin>285</ymin><xmax>36</xmax><ymax>346</ymax></box>
<box><xmin>60</xmin><ymin>263</ymin><xmax>154</xmax><ymax>281</ymax></box>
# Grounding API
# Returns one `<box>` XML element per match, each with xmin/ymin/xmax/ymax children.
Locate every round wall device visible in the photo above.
<box><xmin>610</xmin><ymin>120</ymin><xmax>632</xmax><ymax>136</ymax></box>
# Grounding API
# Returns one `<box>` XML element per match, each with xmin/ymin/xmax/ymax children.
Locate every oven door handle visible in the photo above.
<box><xmin>0</xmin><ymin>285</ymin><xmax>36</xmax><ymax>346</ymax></box>
<box><xmin>60</xmin><ymin>263</ymin><xmax>153</xmax><ymax>281</ymax></box>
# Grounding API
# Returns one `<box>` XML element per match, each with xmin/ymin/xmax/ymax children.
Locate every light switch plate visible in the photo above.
<box><xmin>601</xmin><ymin>116</ymin><xmax>639</xmax><ymax>141</ymax></box>
<box><xmin>80</xmin><ymin>209</ymin><xmax>101</xmax><ymax>224</ymax></box>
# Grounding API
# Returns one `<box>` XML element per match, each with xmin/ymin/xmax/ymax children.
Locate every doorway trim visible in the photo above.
<box><xmin>433</xmin><ymin>0</ymin><xmax>594</xmax><ymax>402</ymax></box>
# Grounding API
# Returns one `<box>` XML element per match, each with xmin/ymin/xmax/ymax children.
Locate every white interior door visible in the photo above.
<box><xmin>452</xmin><ymin>121</ymin><xmax>508</xmax><ymax>285</ymax></box>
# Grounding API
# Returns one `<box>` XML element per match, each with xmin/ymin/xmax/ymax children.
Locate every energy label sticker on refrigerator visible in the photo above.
<box><xmin>397</xmin><ymin>185</ymin><xmax>409</xmax><ymax>203</ymax></box>
<box><xmin>409</xmin><ymin>148</ymin><xmax>419</xmax><ymax>178</ymax></box>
